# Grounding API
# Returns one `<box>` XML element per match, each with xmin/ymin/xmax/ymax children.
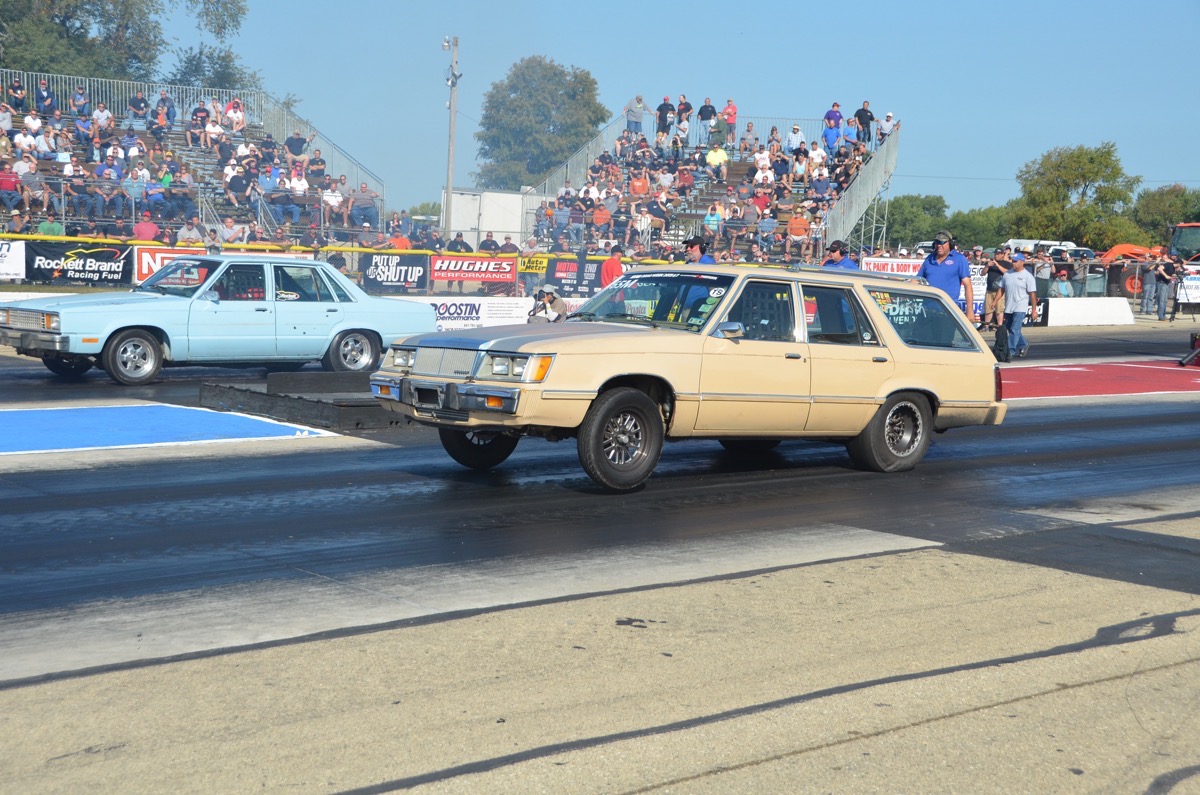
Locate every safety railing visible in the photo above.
<box><xmin>824</xmin><ymin>126</ymin><xmax>900</xmax><ymax>245</ymax></box>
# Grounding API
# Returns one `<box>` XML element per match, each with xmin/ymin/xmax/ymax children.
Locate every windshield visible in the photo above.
<box><xmin>136</xmin><ymin>258</ymin><xmax>220</xmax><ymax>297</ymax></box>
<box><xmin>1170</xmin><ymin>226</ymin><xmax>1200</xmax><ymax>262</ymax></box>
<box><xmin>570</xmin><ymin>271</ymin><xmax>736</xmax><ymax>331</ymax></box>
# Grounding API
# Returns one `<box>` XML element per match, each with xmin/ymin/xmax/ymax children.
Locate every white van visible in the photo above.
<box><xmin>1001</xmin><ymin>238</ymin><xmax>1075</xmax><ymax>254</ymax></box>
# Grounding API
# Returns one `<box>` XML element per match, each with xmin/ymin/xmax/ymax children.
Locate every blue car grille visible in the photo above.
<box><xmin>4</xmin><ymin>309</ymin><xmax>47</xmax><ymax>331</ymax></box>
<box><xmin>413</xmin><ymin>347</ymin><xmax>479</xmax><ymax>378</ymax></box>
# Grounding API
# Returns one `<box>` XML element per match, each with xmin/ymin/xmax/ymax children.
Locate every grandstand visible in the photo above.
<box><xmin>0</xmin><ymin>69</ymin><xmax>384</xmax><ymax>242</ymax></box>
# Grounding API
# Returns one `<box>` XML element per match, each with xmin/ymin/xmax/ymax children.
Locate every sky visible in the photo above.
<box><xmin>167</xmin><ymin>0</ymin><xmax>1198</xmax><ymax>217</ymax></box>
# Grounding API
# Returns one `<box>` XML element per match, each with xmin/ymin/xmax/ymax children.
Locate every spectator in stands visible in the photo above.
<box><xmin>322</xmin><ymin>176</ymin><xmax>348</xmax><ymax>227</ymax></box>
<box><xmin>36</xmin><ymin>210</ymin><xmax>64</xmax><ymax>236</ymax></box>
<box><xmin>655</xmin><ymin>96</ymin><xmax>675</xmax><ymax>137</ymax></box>
<box><xmin>783</xmin><ymin>209</ymin><xmax>811</xmax><ymax>262</ymax></box>
<box><xmin>34</xmin><ymin>80</ymin><xmax>56</xmax><ymax>115</ymax></box>
<box><xmin>226</xmin><ymin>166</ymin><xmax>252</xmax><ymax>209</ymax></box>
<box><xmin>154</xmin><ymin>90</ymin><xmax>176</xmax><ymax>129</ymax></box>
<box><xmin>182</xmin><ymin>116</ymin><xmax>203</xmax><ymax>148</ymax></box>
<box><xmin>93</xmin><ymin>171</ymin><xmax>122</xmax><ymax>217</ymax></box>
<box><xmin>221</xmin><ymin>215</ymin><xmax>246</xmax><ymax>245</ymax></box>
<box><xmin>121</xmin><ymin>170</ymin><xmax>146</xmax><ymax>218</ymax></box>
<box><xmin>284</xmin><ymin>129</ymin><xmax>315</xmax><ymax>168</ymax></box>
<box><xmin>0</xmin><ymin>128</ymin><xmax>10</xmax><ymax>161</ymax></box>
<box><xmin>258</xmin><ymin>132</ymin><xmax>277</xmax><ymax>163</ymax></box>
<box><xmin>204</xmin><ymin>117</ymin><xmax>225</xmax><ymax>150</ymax></box>
<box><xmin>176</xmin><ymin>215</ymin><xmax>204</xmax><ymax>245</ymax></box>
<box><xmin>821</xmin><ymin>122</ymin><xmax>840</xmax><ymax>160</ymax></box>
<box><xmin>844</xmin><ymin>118</ymin><xmax>860</xmax><ymax>151</ymax></box>
<box><xmin>705</xmin><ymin>141</ymin><xmax>728</xmax><ymax>183</ymax></box>
<box><xmin>127</xmin><ymin>91</ymin><xmax>149</xmax><ymax>127</ymax></box>
<box><xmin>478</xmin><ymin>231</ymin><xmax>501</xmax><ymax>254</ymax></box>
<box><xmin>170</xmin><ymin>165</ymin><xmax>197</xmax><ymax>219</ymax></box>
<box><xmin>306</xmin><ymin>149</ymin><xmax>327</xmax><ymax>182</ymax></box>
<box><xmin>12</xmin><ymin>126</ymin><xmax>36</xmax><ymax>158</ymax></box>
<box><xmin>758</xmin><ymin>210</ymin><xmax>779</xmax><ymax>252</ymax></box>
<box><xmin>877</xmin><ymin>112</ymin><xmax>897</xmax><ymax>144</ymax></box>
<box><xmin>0</xmin><ymin>162</ymin><xmax>23</xmax><ymax>213</ymax></box>
<box><xmin>78</xmin><ymin>217</ymin><xmax>104</xmax><ymax>238</ymax></box>
<box><xmin>64</xmin><ymin>163</ymin><xmax>92</xmax><ymax>217</ymax></box>
<box><xmin>70</xmin><ymin>86</ymin><xmax>90</xmax><ymax>117</ymax></box>
<box><xmin>738</xmin><ymin>122</ymin><xmax>759</xmax><ymax>157</ymax></box>
<box><xmin>204</xmin><ymin>228</ymin><xmax>222</xmax><ymax>253</ymax></box>
<box><xmin>0</xmin><ymin>102</ymin><xmax>17</xmax><ymax>142</ymax></box>
<box><xmin>7</xmin><ymin>77</ymin><xmax>26</xmax><ymax>112</ymax></box>
<box><xmin>119</xmin><ymin>127</ymin><xmax>148</xmax><ymax>166</ymax></box>
<box><xmin>854</xmin><ymin>101</ymin><xmax>875</xmax><ymax>149</ymax></box>
<box><xmin>348</xmin><ymin>182</ymin><xmax>380</xmax><ymax>228</ymax></box>
<box><xmin>721</xmin><ymin>99</ymin><xmax>738</xmax><ymax>146</ymax></box>
<box><xmin>225</xmin><ymin>99</ymin><xmax>246</xmax><ymax>135</ymax></box>
<box><xmin>33</xmin><ymin>127</ymin><xmax>58</xmax><ymax>161</ymax></box>
<box><xmin>20</xmin><ymin>161</ymin><xmax>57</xmax><ymax>214</ymax></box>
<box><xmin>242</xmin><ymin>221</ymin><xmax>267</xmax><ymax>243</ymax></box>
<box><xmin>133</xmin><ymin>210</ymin><xmax>159</xmax><ymax>241</ymax></box>
<box><xmin>269</xmin><ymin>174</ymin><xmax>300</xmax><ymax>225</ymax></box>
<box><xmin>623</xmin><ymin>95</ymin><xmax>646</xmax><ymax>134</ymax></box>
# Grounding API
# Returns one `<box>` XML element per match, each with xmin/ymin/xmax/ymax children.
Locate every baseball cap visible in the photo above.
<box><xmin>142</xmin><ymin>210</ymin><xmax>151</xmax><ymax>217</ymax></box>
<box><xmin>933</xmin><ymin>230</ymin><xmax>953</xmax><ymax>244</ymax></box>
<box><xmin>682</xmin><ymin>235</ymin><xmax>705</xmax><ymax>248</ymax></box>
<box><xmin>886</xmin><ymin>112</ymin><xmax>893</xmax><ymax>117</ymax></box>
<box><xmin>1013</xmin><ymin>253</ymin><xmax>1027</xmax><ymax>261</ymax></box>
<box><xmin>309</xmin><ymin>223</ymin><xmax>317</xmax><ymax>228</ymax></box>
<box><xmin>362</xmin><ymin>222</ymin><xmax>370</xmax><ymax>227</ymax></box>
<box><xmin>828</xmin><ymin>240</ymin><xmax>846</xmax><ymax>253</ymax></box>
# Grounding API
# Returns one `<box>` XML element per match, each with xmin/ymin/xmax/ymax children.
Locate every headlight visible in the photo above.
<box><xmin>45</xmin><ymin>313</ymin><xmax>60</xmax><ymax>331</ymax></box>
<box><xmin>481</xmin><ymin>353</ymin><xmax>553</xmax><ymax>382</ymax></box>
<box><xmin>389</xmin><ymin>347</ymin><xmax>416</xmax><ymax>371</ymax></box>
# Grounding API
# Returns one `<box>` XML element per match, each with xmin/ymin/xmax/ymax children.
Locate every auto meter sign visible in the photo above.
<box><xmin>431</xmin><ymin>254</ymin><xmax>516</xmax><ymax>285</ymax></box>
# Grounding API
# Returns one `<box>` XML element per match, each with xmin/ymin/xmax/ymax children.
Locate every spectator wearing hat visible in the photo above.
<box><xmin>705</xmin><ymin>141</ymin><xmax>729</xmax><ymax>183</ymax></box>
<box><xmin>133</xmin><ymin>211</ymin><xmax>159</xmax><ymax>241</ymax></box>
<box><xmin>682</xmin><ymin>235</ymin><xmax>715</xmax><ymax>265</ymax></box>
<box><xmin>1002</xmin><ymin>254</ymin><xmax>1038</xmax><ymax>357</ymax></box>
<box><xmin>299</xmin><ymin>224</ymin><xmax>326</xmax><ymax>250</ymax></box>
<box><xmin>877</xmin><ymin>112</ymin><xmax>897</xmax><ymax>144</ymax></box>
<box><xmin>822</xmin><ymin>240</ymin><xmax>859</xmax><ymax>270</ymax></box>
<box><xmin>225</xmin><ymin>165</ymin><xmax>252</xmax><ymax>208</ymax></box>
<box><xmin>980</xmin><ymin>247</ymin><xmax>1012</xmax><ymax>330</ymax></box>
<box><xmin>535</xmin><ymin>283</ymin><xmax>568</xmax><ymax>322</ymax></box>
<box><xmin>498</xmin><ymin>234</ymin><xmax>519</xmax><ymax>255</ymax></box>
<box><xmin>918</xmin><ymin>230</ymin><xmax>976</xmax><ymax>323</ymax></box>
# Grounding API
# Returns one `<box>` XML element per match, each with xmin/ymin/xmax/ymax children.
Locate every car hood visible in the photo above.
<box><xmin>399</xmin><ymin>321</ymin><xmax>704</xmax><ymax>354</ymax></box>
<box><xmin>2</xmin><ymin>291</ymin><xmax>180</xmax><ymax>312</ymax></box>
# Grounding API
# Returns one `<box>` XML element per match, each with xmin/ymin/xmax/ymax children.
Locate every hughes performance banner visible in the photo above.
<box><xmin>430</xmin><ymin>254</ymin><xmax>517</xmax><ymax>288</ymax></box>
<box><xmin>25</xmin><ymin>241</ymin><xmax>133</xmax><ymax>284</ymax></box>
<box><xmin>360</xmin><ymin>252</ymin><xmax>430</xmax><ymax>294</ymax></box>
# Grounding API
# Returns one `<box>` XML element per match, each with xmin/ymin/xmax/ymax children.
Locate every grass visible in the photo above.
<box><xmin>0</xmin><ymin>282</ymin><xmax>125</xmax><ymax>294</ymax></box>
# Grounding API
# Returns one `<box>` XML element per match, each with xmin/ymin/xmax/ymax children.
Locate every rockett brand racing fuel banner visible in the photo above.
<box><xmin>25</xmin><ymin>242</ymin><xmax>133</xmax><ymax>284</ymax></box>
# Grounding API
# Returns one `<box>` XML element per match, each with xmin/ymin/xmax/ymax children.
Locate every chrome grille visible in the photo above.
<box><xmin>4</xmin><ymin>309</ymin><xmax>47</xmax><ymax>331</ymax></box>
<box><xmin>412</xmin><ymin>347</ymin><xmax>479</xmax><ymax>378</ymax></box>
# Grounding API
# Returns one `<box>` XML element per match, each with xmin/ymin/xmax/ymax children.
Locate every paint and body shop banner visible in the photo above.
<box><xmin>361</xmin><ymin>252</ymin><xmax>431</xmax><ymax>293</ymax></box>
<box><xmin>430</xmin><ymin>254</ymin><xmax>517</xmax><ymax>288</ymax></box>
<box><xmin>25</xmin><ymin>241</ymin><xmax>133</xmax><ymax>284</ymax></box>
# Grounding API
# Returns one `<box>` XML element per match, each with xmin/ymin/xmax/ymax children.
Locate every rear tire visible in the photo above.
<box><xmin>41</xmin><ymin>354</ymin><xmax>94</xmax><ymax>378</ymax></box>
<box><xmin>102</xmin><ymin>329</ymin><xmax>163</xmax><ymax>386</ymax></box>
<box><xmin>438</xmin><ymin>428</ymin><xmax>519</xmax><ymax>470</ymax></box>
<box><xmin>322</xmin><ymin>330</ymin><xmax>379</xmax><ymax>372</ymax></box>
<box><xmin>577</xmin><ymin>387</ymin><xmax>664</xmax><ymax>492</ymax></box>
<box><xmin>718</xmin><ymin>439</ymin><xmax>781</xmax><ymax>455</ymax></box>
<box><xmin>846</xmin><ymin>392</ymin><xmax>931</xmax><ymax>473</ymax></box>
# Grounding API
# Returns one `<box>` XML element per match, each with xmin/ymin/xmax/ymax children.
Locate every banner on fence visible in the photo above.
<box><xmin>361</xmin><ymin>252</ymin><xmax>430</xmax><ymax>293</ymax></box>
<box><xmin>133</xmin><ymin>246</ymin><xmax>313</xmax><ymax>283</ymax></box>
<box><xmin>0</xmin><ymin>239</ymin><xmax>25</xmax><ymax>280</ymax></box>
<box><xmin>544</xmin><ymin>255</ymin><xmax>605</xmax><ymax>296</ymax></box>
<box><xmin>430</xmin><ymin>254</ymin><xmax>517</xmax><ymax>287</ymax></box>
<box><xmin>25</xmin><ymin>241</ymin><xmax>133</xmax><ymax>284</ymax></box>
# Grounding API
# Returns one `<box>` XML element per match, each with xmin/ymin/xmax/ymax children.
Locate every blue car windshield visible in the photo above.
<box><xmin>569</xmin><ymin>272</ymin><xmax>736</xmax><ymax>331</ymax></box>
<box><xmin>136</xmin><ymin>259</ymin><xmax>220</xmax><ymax>297</ymax></box>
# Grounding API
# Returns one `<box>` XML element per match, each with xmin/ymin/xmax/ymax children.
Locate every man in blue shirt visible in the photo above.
<box><xmin>683</xmin><ymin>235</ymin><xmax>715</xmax><ymax>264</ymax></box>
<box><xmin>917</xmin><ymin>230</ymin><xmax>977</xmax><ymax>324</ymax></box>
<box><xmin>822</xmin><ymin>240</ymin><xmax>859</xmax><ymax>269</ymax></box>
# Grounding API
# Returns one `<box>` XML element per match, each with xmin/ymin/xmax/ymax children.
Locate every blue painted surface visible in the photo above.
<box><xmin>0</xmin><ymin>404</ymin><xmax>327</xmax><ymax>455</ymax></box>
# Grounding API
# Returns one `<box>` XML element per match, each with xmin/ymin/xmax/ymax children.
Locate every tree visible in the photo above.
<box><xmin>885</xmin><ymin>194</ymin><xmax>948</xmax><ymax>250</ymax></box>
<box><xmin>1010</xmin><ymin>142</ymin><xmax>1141</xmax><ymax>249</ymax></box>
<box><xmin>474</xmin><ymin>56</ymin><xmax>610</xmax><ymax>191</ymax></box>
<box><xmin>0</xmin><ymin>0</ymin><xmax>251</xmax><ymax>85</ymax></box>
<box><xmin>946</xmin><ymin>203</ymin><xmax>1014</xmax><ymax>249</ymax></box>
<box><xmin>1129</xmin><ymin>184</ymin><xmax>1200</xmax><ymax>245</ymax></box>
<box><xmin>164</xmin><ymin>44</ymin><xmax>262</xmax><ymax>91</ymax></box>
<box><xmin>408</xmin><ymin>201</ymin><xmax>441</xmax><ymax>219</ymax></box>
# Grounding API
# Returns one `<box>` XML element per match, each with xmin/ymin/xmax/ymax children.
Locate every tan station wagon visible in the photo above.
<box><xmin>371</xmin><ymin>263</ymin><xmax>1006</xmax><ymax>491</ymax></box>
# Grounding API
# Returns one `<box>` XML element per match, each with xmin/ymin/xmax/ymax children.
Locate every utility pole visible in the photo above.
<box><xmin>442</xmin><ymin>36</ymin><xmax>461</xmax><ymax>236</ymax></box>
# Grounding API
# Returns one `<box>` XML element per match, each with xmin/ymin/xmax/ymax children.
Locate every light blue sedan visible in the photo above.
<box><xmin>0</xmin><ymin>255</ymin><xmax>435</xmax><ymax>385</ymax></box>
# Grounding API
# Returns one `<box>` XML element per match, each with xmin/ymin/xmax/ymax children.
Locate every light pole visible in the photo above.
<box><xmin>442</xmin><ymin>35</ymin><xmax>461</xmax><ymax>236</ymax></box>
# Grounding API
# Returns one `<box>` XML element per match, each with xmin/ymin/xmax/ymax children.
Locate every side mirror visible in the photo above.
<box><xmin>200</xmin><ymin>289</ymin><xmax>220</xmax><ymax>303</ymax></box>
<box><xmin>715</xmin><ymin>321</ymin><xmax>744</xmax><ymax>339</ymax></box>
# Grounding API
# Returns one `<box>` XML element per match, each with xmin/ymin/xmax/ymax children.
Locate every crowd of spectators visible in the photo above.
<box><xmin>530</xmin><ymin>95</ymin><xmax>900</xmax><ymax>265</ymax></box>
<box><xmin>2</xmin><ymin>77</ymin><xmax>384</xmax><ymax>244</ymax></box>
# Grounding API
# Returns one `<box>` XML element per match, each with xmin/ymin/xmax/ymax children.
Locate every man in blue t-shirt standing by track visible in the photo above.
<box><xmin>918</xmin><ymin>229</ymin><xmax>977</xmax><ymax>326</ymax></box>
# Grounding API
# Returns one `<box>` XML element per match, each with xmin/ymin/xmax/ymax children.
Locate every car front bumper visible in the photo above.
<box><xmin>0</xmin><ymin>327</ymin><xmax>71</xmax><ymax>353</ymax></box>
<box><xmin>371</xmin><ymin>374</ymin><xmax>522</xmax><ymax>420</ymax></box>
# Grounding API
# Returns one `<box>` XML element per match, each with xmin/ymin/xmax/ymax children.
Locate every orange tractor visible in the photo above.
<box><xmin>1101</xmin><ymin>223</ymin><xmax>1200</xmax><ymax>297</ymax></box>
